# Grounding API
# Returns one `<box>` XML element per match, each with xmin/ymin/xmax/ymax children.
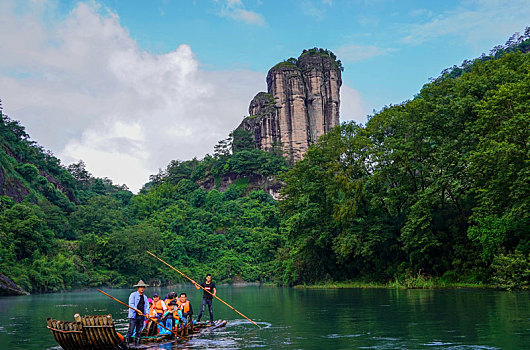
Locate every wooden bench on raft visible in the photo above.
<box><xmin>47</xmin><ymin>314</ymin><xmax>126</xmax><ymax>350</ymax></box>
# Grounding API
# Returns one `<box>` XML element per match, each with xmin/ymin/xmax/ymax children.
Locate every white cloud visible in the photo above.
<box><xmin>340</xmin><ymin>85</ymin><xmax>367</xmax><ymax>124</ymax></box>
<box><xmin>335</xmin><ymin>44</ymin><xmax>394</xmax><ymax>62</ymax></box>
<box><xmin>357</xmin><ymin>14</ymin><xmax>380</xmax><ymax>27</ymax></box>
<box><xmin>401</xmin><ymin>0</ymin><xmax>530</xmax><ymax>45</ymax></box>
<box><xmin>409</xmin><ymin>8</ymin><xmax>434</xmax><ymax>18</ymax></box>
<box><xmin>219</xmin><ymin>0</ymin><xmax>265</xmax><ymax>26</ymax></box>
<box><xmin>300</xmin><ymin>0</ymin><xmax>327</xmax><ymax>21</ymax></box>
<box><xmin>0</xmin><ymin>1</ymin><xmax>264</xmax><ymax>191</ymax></box>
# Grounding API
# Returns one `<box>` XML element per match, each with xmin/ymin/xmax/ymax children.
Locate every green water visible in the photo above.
<box><xmin>0</xmin><ymin>285</ymin><xmax>529</xmax><ymax>349</ymax></box>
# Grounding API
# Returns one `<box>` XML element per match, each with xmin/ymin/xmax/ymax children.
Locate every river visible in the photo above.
<box><xmin>0</xmin><ymin>285</ymin><xmax>529</xmax><ymax>349</ymax></box>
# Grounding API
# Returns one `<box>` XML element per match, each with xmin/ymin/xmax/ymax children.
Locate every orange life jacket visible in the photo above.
<box><xmin>148</xmin><ymin>306</ymin><xmax>157</xmax><ymax>319</ymax></box>
<box><xmin>178</xmin><ymin>300</ymin><xmax>190</xmax><ymax>314</ymax></box>
<box><xmin>153</xmin><ymin>300</ymin><xmax>166</xmax><ymax>314</ymax></box>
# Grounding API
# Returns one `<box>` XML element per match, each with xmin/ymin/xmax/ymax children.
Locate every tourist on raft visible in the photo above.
<box><xmin>147</xmin><ymin>298</ymin><xmax>158</xmax><ymax>322</ymax></box>
<box><xmin>151</xmin><ymin>293</ymin><xmax>167</xmax><ymax>321</ymax></box>
<box><xmin>157</xmin><ymin>300</ymin><xmax>178</xmax><ymax>335</ymax></box>
<box><xmin>193</xmin><ymin>273</ymin><xmax>216</xmax><ymax>324</ymax></box>
<box><xmin>126</xmin><ymin>280</ymin><xmax>150</xmax><ymax>347</ymax></box>
<box><xmin>164</xmin><ymin>292</ymin><xmax>176</xmax><ymax>309</ymax></box>
<box><xmin>177</xmin><ymin>292</ymin><xmax>193</xmax><ymax>326</ymax></box>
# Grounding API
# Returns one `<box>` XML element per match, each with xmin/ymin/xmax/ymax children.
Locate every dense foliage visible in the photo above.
<box><xmin>0</xmin><ymin>108</ymin><xmax>134</xmax><ymax>291</ymax></box>
<box><xmin>0</xmin><ymin>112</ymin><xmax>286</xmax><ymax>292</ymax></box>
<box><xmin>0</xmin><ymin>37</ymin><xmax>528</xmax><ymax>293</ymax></box>
<box><xmin>279</xmin><ymin>48</ymin><xmax>529</xmax><ymax>289</ymax></box>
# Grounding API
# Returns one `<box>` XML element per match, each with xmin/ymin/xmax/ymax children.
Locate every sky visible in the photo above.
<box><xmin>0</xmin><ymin>0</ymin><xmax>528</xmax><ymax>192</ymax></box>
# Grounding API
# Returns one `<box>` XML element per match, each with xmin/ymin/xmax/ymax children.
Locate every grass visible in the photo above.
<box><xmin>215</xmin><ymin>175</ymin><xmax>221</xmax><ymax>189</ymax></box>
<box><xmin>233</xmin><ymin>177</ymin><xmax>250</xmax><ymax>194</ymax></box>
<box><xmin>294</xmin><ymin>281</ymin><xmax>387</xmax><ymax>289</ymax></box>
<box><xmin>294</xmin><ymin>279</ymin><xmax>495</xmax><ymax>290</ymax></box>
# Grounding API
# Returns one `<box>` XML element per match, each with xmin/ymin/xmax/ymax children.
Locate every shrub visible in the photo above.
<box><xmin>491</xmin><ymin>252</ymin><xmax>530</xmax><ymax>290</ymax></box>
<box><xmin>16</xmin><ymin>163</ymin><xmax>39</xmax><ymax>182</ymax></box>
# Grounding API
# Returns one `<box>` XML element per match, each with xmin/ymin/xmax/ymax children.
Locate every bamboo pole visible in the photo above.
<box><xmin>146</xmin><ymin>250</ymin><xmax>261</xmax><ymax>328</ymax></box>
<box><xmin>96</xmin><ymin>289</ymin><xmax>188</xmax><ymax>341</ymax></box>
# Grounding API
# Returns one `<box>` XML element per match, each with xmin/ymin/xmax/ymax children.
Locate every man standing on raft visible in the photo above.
<box><xmin>193</xmin><ymin>274</ymin><xmax>216</xmax><ymax>324</ymax></box>
<box><xmin>126</xmin><ymin>280</ymin><xmax>149</xmax><ymax>347</ymax></box>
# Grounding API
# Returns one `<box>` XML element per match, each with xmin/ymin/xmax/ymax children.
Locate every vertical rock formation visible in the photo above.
<box><xmin>244</xmin><ymin>92</ymin><xmax>280</xmax><ymax>154</ymax></box>
<box><xmin>298</xmin><ymin>52</ymin><xmax>342</xmax><ymax>142</ymax></box>
<box><xmin>236</xmin><ymin>48</ymin><xmax>342</xmax><ymax>164</ymax></box>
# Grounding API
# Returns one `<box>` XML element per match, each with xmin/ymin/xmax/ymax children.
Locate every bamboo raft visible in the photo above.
<box><xmin>47</xmin><ymin>314</ymin><xmax>227</xmax><ymax>349</ymax></box>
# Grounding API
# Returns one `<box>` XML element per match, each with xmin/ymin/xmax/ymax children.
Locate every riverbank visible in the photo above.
<box><xmin>0</xmin><ymin>276</ymin><xmax>508</xmax><ymax>296</ymax></box>
<box><xmin>294</xmin><ymin>279</ymin><xmax>496</xmax><ymax>290</ymax></box>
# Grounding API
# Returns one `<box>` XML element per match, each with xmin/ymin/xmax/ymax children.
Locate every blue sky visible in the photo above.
<box><xmin>56</xmin><ymin>0</ymin><xmax>529</xmax><ymax>110</ymax></box>
<box><xmin>1</xmin><ymin>0</ymin><xmax>528</xmax><ymax>190</ymax></box>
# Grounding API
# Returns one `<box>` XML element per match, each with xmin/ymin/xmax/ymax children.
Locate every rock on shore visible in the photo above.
<box><xmin>0</xmin><ymin>273</ymin><xmax>29</xmax><ymax>296</ymax></box>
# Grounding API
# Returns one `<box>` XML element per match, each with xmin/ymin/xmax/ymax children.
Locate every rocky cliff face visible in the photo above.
<box><xmin>0</xmin><ymin>273</ymin><xmax>28</xmax><ymax>295</ymax></box>
<box><xmin>237</xmin><ymin>49</ymin><xmax>342</xmax><ymax>164</ymax></box>
<box><xmin>197</xmin><ymin>172</ymin><xmax>283</xmax><ymax>200</ymax></box>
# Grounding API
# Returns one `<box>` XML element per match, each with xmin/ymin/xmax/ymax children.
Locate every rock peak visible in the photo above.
<box><xmin>236</xmin><ymin>48</ymin><xmax>342</xmax><ymax>164</ymax></box>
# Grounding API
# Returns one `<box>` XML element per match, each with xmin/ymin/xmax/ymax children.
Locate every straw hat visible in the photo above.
<box><xmin>133</xmin><ymin>280</ymin><xmax>149</xmax><ymax>287</ymax></box>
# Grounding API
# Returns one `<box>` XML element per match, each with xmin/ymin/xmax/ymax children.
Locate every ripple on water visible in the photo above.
<box><xmin>423</xmin><ymin>341</ymin><xmax>454</xmax><ymax>346</ymax></box>
<box><xmin>443</xmin><ymin>346</ymin><xmax>500</xmax><ymax>350</ymax></box>
<box><xmin>420</xmin><ymin>343</ymin><xmax>502</xmax><ymax>350</ymax></box>
<box><xmin>187</xmin><ymin>336</ymin><xmax>239</xmax><ymax>349</ymax></box>
<box><xmin>358</xmin><ymin>337</ymin><xmax>417</xmax><ymax>350</ymax></box>
<box><xmin>324</xmin><ymin>333</ymin><xmax>362</xmax><ymax>339</ymax></box>
<box><xmin>226</xmin><ymin>319</ymin><xmax>272</xmax><ymax>329</ymax></box>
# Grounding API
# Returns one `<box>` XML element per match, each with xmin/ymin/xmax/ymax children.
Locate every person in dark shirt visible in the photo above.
<box><xmin>193</xmin><ymin>274</ymin><xmax>216</xmax><ymax>324</ymax></box>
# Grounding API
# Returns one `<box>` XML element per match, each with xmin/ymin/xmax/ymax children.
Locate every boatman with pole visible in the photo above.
<box><xmin>126</xmin><ymin>280</ymin><xmax>150</xmax><ymax>347</ymax></box>
<box><xmin>193</xmin><ymin>274</ymin><xmax>216</xmax><ymax>324</ymax></box>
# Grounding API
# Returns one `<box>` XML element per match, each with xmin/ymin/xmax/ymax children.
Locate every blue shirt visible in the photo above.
<box><xmin>128</xmin><ymin>291</ymin><xmax>149</xmax><ymax>319</ymax></box>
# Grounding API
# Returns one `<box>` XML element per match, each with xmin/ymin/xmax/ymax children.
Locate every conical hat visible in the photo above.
<box><xmin>133</xmin><ymin>280</ymin><xmax>149</xmax><ymax>287</ymax></box>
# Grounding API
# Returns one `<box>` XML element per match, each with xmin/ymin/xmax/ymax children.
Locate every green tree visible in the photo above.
<box><xmin>231</xmin><ymin>128</ymin><xmax>255</xmax><ymax>152</ymax></box>
<box><xmin>69</xmin><ymin>195</ymin><xmax>126</xmax><ymax>237</ymax></box>
<box><xmin>0</xmin><ymin>203</ymin><xmax>54</xmax><ymax>261</ymax></box>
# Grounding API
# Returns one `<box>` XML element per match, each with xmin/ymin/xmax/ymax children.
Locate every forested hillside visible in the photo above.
<box><xmin>280</xmin><ymin>40</ymin><xmax>529</xmax><ymax>289</ymax></box>
<box><xmin>0</xmin><ymin>106</ymin><xmax>135</xmax><ymax>292</ymax></box>
<box><xmin>0</xmin><ymin>106</ymin><xmax>288</xmax><ymax>293</ymax></box>
<box><xmin>0</xmin><ymin>34</ymin><xmax>529</xmax><ymax>293</ymax></box>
